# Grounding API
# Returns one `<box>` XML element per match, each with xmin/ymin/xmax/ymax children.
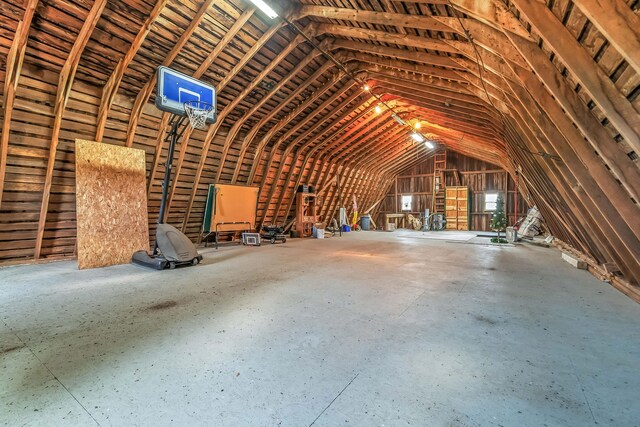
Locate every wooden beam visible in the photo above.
<box><xmin>247</xmin><ymin>64</ymin><xmax>342</xmax><ymax>183</ymax></box>
<box><xmin>274</xmin><ymin>110</ymin><xmax>402</xmax><ymax>226</ymax></box>
<box><xmin>360</xmin><ymin>66</ymin><xmax>474</xmax><ymax>96</ymax></box>
<box><xmin>166</xmin><ymin>23</ymin><xmax>290</xmax><ymax>217</ymax></box>
<box><xmin>223</xmin><ymin>50</ymin><xmax>324</xmax><ymax>183</ymax></box>
<box><xmin>378</xmin><ymin>84</ymin><xmax>498</xmax><ymax>121</ymax></box>
<box><xmin>211</xmin><ymin>32</ymin><xmax>304</xmax><ymax>184</ymax></box>
<box><xmin>505</xmin><ymin>102</ymin><xmax>639</xmax><ymax>278</ymax></box>
<box><xmin>379</xmin><ymin>0</ymin><xmax>408</xmax><ymax>36</ymax></box>
<box><xmin>571</xmin><ymin>0</ymin><xmax>640</xmax><ymax>76</ymax></box>
<box><xmin>277</xmin><ymin>99</ymin><xmax>377</xmax><ymax>222</ymax></box>
<box><xmin>124</xmin><ymin>0</ymin><xmax>216</xmax><ymax>148</ymax></box>
<box><xmin>318</xmin><ymin>105</ymin><xmax>393</xmax><ymax>161</ymax></box>
<box><xmin>270</xmin><ymin>91</ymin><xmax>366</xmax><ymax>221</ymax></box>
<box><xmin>338</xmin><ymin>51</ymin><xmax>469</xmax><ymax>83</ymax></box>
<box><xmin>314</xmin><ymin>23</ymin><xmax>459</xmax><ymax>54</ymax></box>
<box><xmin>251</xmin><ymin>72</ymin><xmax>348</xmax><ymax>191</ymax></box>
<box><xmin>386</xmin><ymin>94</ymin><xmax>504</xmax><ymax>141</ymax></box>
<box><xmin>505</xmin><ymin>32</ymin><xmax>640</xmax><ymax>202</ymax></box>
<box><xmin>147</xmin><ymin>7</ymin><xmax>256</xmax><ymax>198</ymax></box>
<box><xmin>178</xmin><ymin>23</ymin><xmax>291</xmax><ymax>230</ymax></box>
<box><xmin>329</xmin><ymin>116</ymin><xmax>405</xmax><ymax>163</ymax></box>
<box><xmin>194</xmin><ymin>7</ymin><xmax>256</xmax><ymax>78</ymax></box>
<box><xmin>257</xmin><ymin>84</ymin><xmax>358</xmax><ymax>226</ymax></box>
<box><xmin>146</xmin><ymin>115</ymin><xmax>171</xmax><ymax>196</ymax></box>
<box><xmin>328</xmin><ymin>39</ymin><xmax>466</xmax><ymax>70</ymax></box>
<box><xmin>95</xmin><ymin>0</ymin><xmax>169</xmax><ymax>142</ymax></box>
<box><xmin>368</xmin><ymin>71</ymin><xmax>486</xmax><ymax>106</ymax></box>
<box><xmin>0</xmin><ymin>0</ymin><xmax>38</xmax><ymax>209</ymax></box>
<box><xmin>448</xmin><ymin>0</ymin><xmax>533</xmax><ymax>40</ymax></box>
<box><xmin>35</xmin><ymin>0</ymin><xmax>108</xmax><ymax>259</ymax></box>
<box><xmin>447</xmin><ymin>45</ymin><xmax>522</xmax><ymax>83</ymax></box>
<box><xmin>231</xmin><ymin>60</ymin><xmax>336</xmax><ymax>183</ymax></box>
<box><xmin>295</xmin><ymin>5</ymin><xmax>462</xmax><ymax>33</ymax></box>
<box><xmin>506</xmin><ymin>79</ymin><xmax>640</xmax><ymax>278</ymax></box>
<box><xmin>509</xmin><ymin>0</ymin><xmax>640</xmax><ymax>155</ymax></box>
<box><xmin>505</xmin><ymin>67</ymin><xmax>640</xmax><ymax>243</ymax></box>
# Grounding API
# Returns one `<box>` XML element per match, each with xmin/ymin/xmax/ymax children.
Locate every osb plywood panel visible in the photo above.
<box><xmin>75</xmin><ymin>139</ymin><xmax>149</xmax><ymax>269</ymax></box>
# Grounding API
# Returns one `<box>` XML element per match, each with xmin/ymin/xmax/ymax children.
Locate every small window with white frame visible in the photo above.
<box><xmin>485</xmin><ymin>192</ymin><xmax>498</xmax><ymax>211</ymax></box>
<box><xmin>401</xmin><ymin>195</ymin><xmax>412</xmax><ymax>211</ymax></box>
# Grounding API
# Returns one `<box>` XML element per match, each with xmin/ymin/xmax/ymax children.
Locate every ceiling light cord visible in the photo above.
<box><xmin>445</xmin><ymin>0</ymin><xmax>560</xmax><ymax>162</ymax></box>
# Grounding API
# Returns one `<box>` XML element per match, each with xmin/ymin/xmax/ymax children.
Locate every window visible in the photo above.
<box><xmin>401</xmin><ymin>195</ymin><xmax>412</xmax><ymax>211</ymax></box>
<box><xmin>485</xmin><ymin>192</ymin><xmax>498</xmax><ymax>211</ymax></box>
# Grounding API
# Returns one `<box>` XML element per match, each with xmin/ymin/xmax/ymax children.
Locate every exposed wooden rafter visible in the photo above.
<box><xmin>0</xmin><ymin>0</ymin><xmax>38</xmax><ymax>209</ymax></box>
<box><xmin>124</xmin><ymin>0</ymin><xmax>216</xmax><ymax>148</ymax></box>
<box><xmin>34</xmin><ymin>0</ymin><xmax>108</xmax><ymax>259</ymax></box>
<box><xmin>94</xmin><ymin>0</ymin><xmax>169</xmax><ymax>142</ymax></box>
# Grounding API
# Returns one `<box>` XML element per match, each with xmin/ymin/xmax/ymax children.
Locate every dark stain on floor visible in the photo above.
<box><xmin>474</xmin><ymin>314</ymin><xmax>498</xmax><ymax>325</ymax></box>
<box><xmin>147</xmin><ymin>300</ymin><xmax>178</xmax><ymax>311</ymax></box>
<box><xmin>0</xmin><ymin>345</ymin><xmax>24</xmax><ymax>355</ymax></box>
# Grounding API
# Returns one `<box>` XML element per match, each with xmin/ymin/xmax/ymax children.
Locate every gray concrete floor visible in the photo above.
<box><xmin>1</xmin><ymin>230</ymin><xmax>638</xmax><ymax>426</ymax></box>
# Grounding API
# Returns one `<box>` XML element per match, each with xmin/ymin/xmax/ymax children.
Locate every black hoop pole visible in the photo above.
<box><xmin>154</xmin><ymin>115</ymin><xmax>184</xmax><ymax>254</ymax></box>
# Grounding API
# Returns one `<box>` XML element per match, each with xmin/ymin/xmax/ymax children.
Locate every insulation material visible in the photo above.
<box><xmin>75</xmin><ymin>139</ymin><xmax>149</xmax><ymax>269</ymax></box>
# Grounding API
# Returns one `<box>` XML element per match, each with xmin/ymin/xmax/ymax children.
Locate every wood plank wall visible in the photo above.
<box><xmin>0</xmin><ymin>62</ymin><xmax>377</xmax><ymax>261</ymax></box>
<box><xmin>377</xmin><ymin>151</ymin><xmax>529</xmax><ymax>231</ymax></box>
<box><xmin>1</xmin><ymin>0</ymin><xmax>639</xmax><ymax>292</ymax></box>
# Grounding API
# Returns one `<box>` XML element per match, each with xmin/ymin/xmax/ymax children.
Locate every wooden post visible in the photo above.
<box><xmin>394</xmin><ymin>177</ymin><xmax>399</xmax><ymax>214</ymax></box>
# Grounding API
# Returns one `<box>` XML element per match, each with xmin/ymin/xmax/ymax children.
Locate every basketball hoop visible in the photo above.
<box><xmin>184</xmin><ymin>100</ymin><xmax>214</xmax><ymax>130</ymax></box>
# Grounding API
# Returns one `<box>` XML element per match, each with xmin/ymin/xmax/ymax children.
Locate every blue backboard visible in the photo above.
<box><xmin>156</xmin><ymin>66</ymin><xmax>216</xmax><ymax>124</ymax></box>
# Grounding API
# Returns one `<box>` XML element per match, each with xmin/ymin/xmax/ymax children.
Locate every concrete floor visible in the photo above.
<box><xmin>1</xmin><ymin>230</ymin><xmax>638</xmax><ymax>426</ymax></box>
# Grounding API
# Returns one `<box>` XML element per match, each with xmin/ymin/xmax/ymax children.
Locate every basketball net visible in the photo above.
<box><xmin>184</xmin><ymin>101</ymin><xmax>213</xmax><ymax>130</ymax></box>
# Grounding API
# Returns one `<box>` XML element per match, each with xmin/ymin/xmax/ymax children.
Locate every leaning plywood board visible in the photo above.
<box><xmin>75</xmin><ymin>139</ymin><xmax>149</xmax><ymax>269</ymax></box>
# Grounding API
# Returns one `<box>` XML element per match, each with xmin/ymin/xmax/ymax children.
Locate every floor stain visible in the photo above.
<box><xmin>147</xmin><ymin>300</ymin><xmax>178</xmax><ymax>311</ymax></box>
<box><xmin>0</xmin><ymin>345</ymin><xmax>24</xmax><ymax>355</ymax></box>
<box><xmin>474</xmin><ymin>314</ymin><xmax>498</xmax><ymax>325</ymax></box>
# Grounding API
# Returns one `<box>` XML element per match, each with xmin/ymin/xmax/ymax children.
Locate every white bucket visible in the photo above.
<box><xmin>316</xmin><ymin>229</ymin><xmax>324</xmax><ymax>239</ymax></box>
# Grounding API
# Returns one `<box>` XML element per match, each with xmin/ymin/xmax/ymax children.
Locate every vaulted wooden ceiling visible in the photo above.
<box><xmin>0</xmin><ymin>0</ymin><xmax>638</xmax><ymax>295</ymax></box>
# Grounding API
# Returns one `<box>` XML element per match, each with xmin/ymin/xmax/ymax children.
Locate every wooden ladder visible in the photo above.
<box><xmin>431</xmin><ymin>151</ymin><xmax>447</xmax><ymax>214</ymax></box>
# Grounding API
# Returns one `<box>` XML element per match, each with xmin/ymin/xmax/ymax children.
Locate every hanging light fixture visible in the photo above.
<box><xmin>363</xmin><ymin>84</ymin><xmax>370</xmax><ymax>92</ymax></box>
<box><xmin>248</xmin><ymin>0</ymin><xmax>279</xmax><ymax>19</ymax></box>
<box><xmin>375</xmin><ymin>104</ymin><xmax>382</xmax><ymax>114</ymax></box>
<box><xmin>410</xmin><ymin>131</ymin><xmax>425</xmax><ymax>143</ymax></box>
<box><xmin>414</xmin><ymin>121</ymin><xmax>421</xmax><ymax>129</ymax></box>
<box><xmin>392</xmin><ymin>113</ymin><xmax>406</xmax><ymax>126</ymax></box>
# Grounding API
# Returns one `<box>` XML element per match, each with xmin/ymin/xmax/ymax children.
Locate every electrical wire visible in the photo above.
<box><xmin>445</xmin><ymin>0</ymin><xmax>561</xmax><ymax>162</ymax></box>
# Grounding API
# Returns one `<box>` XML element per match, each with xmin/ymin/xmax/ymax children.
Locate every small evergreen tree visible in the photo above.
<box><xmin>490</xmin><ymin>192</ymin><xmax>507</xmax><ymax>243</ymax></box>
